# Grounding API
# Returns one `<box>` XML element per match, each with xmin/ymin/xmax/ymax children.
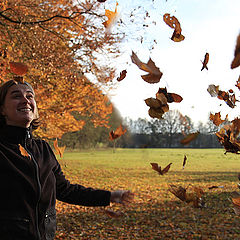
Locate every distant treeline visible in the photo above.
<box><xmin>59</xmin><ymin>109</ymin><xmax>224</xmax><ymax>149</ymax></box>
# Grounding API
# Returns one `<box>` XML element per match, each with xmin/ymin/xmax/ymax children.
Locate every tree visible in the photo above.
<box><xmin>0</xmin><ymin>0</ymin><xmax>122</xmax><ymax>138</ymax></box>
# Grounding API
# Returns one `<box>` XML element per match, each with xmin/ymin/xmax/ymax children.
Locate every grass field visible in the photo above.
<box><xmin>55</xmin><ymin>148</ymin><xmax>240</xmax><ymax>240</ymax></box>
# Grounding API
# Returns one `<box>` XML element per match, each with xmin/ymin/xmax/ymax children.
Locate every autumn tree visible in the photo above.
<box><xmin>0</xmin><ymin>0</ymin><xmax>122</xmax><ymax>138</ymax></box>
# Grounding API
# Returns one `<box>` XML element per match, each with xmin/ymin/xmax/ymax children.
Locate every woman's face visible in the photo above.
<box><xmin>1</xmin><ymin>84</ymin><xmax>37</xmax><ymax>128</ymax></box>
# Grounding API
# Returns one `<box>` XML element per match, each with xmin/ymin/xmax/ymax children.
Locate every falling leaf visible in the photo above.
<box><xmin>9</xmin><ymin>62</ymin><xmax>28</xmax><ymax>76</ymax></box>
<box><xmin>150</xmin><ymin>162</ymin><xmax>172</xmax><ymax>175</ymax></box>
<box><xmin>103</xmin><ymin>2</ymin><xmax>118</xmax><ymax>28</ymax></box>
<box><xmin>180</xmin><ymin>132</ymin><xmax>200</xmax><ymax>145</ymax></box>
<box><xmin>163</xmin><ymin>13</ymin><xmax>185</xmax><ymax>42</ymax></box>
<box><xmin>97</xmin><ymin>0</ymin><xmax>107</xmax><ymax>2</ymax></box>
<box><xmin>209</xmin><ymin>112</ymin><xmax>228</xmax><ymax>126</ymax></box>
<box><xmin>182</xmin><ymin>155</ymin><xmax>187</xmax><ymax>170</ymax></box>
<box><xmin>19</xmin><ymin>144</ymin><xmax>31</xmax><ymax>159</ymax></box>
<box><xmin>201</xmin><ymin>53</ymin><xmax>209</xmax><ymax>71</ymax></box>
<box><xmin>130</xmin><ymin>51</ymin><xmax>163</xmax><ymax>83</ymax></box>
<box><xmin>53</xmin><ymin>138</ymin><xmax>66</xmax><ymax>158</ymax></box>
<box><xmin>235</xmin><ymin>76</ymin><xmax>240</xmax><ymax>90</ymax></box>
<box><xmin>169</xmin><ymin>184</ymin><xmax>205</xmax><ymax>208</ymax></box>
<box><xmin>109</xmin><ymin>124</ymin><xmax>127</xmax><ymax>141</ymax></box>
<box><xmin>207</xmin><ymin>84</ymin><xmax>219</xmax><ymax>97</ymax></box>
<box><xmin>231</xmin><ymin>34</ymin><xmax>240</xmax><ymax>69</ymax></box>
<box><xmin>117</xmin><ymin>70</ymin><xmax>127</xmax><ymax>81</ymax></box>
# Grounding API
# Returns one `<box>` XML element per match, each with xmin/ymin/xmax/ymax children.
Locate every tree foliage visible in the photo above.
<box><xmin>0</xmin><ymin>0</ymin><xmax>122</xmax><ymax>138</ymax></box>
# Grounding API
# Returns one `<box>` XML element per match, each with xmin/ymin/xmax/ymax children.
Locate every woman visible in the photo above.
<box><xmin>0</xmin><ymin>80</ymin><xmax>133</xmax><ymax>240</ymax></box>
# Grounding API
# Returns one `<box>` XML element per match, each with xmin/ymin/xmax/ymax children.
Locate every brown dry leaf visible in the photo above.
<box><xmin>145</xmin><ymin>98</ymin><xmax>162</xmax><ymax>109</ymax></box>
<box><xmin>9</xmin><ymin>62</ymin><xmax>28</xmax><ymax>76</ymax></box>
<box><xmin>163</xmin><ymin>14</ymin><xmax>185</xmax><ymax>42</ymax></box>
<box><xmin>117</xmin><ymin>70</ymin><xmax>127</xmax><ymax>81</ymax></box>
<box><xmin>182</xmin><ymin>155</ymin><xmax>187</xmax><ymax>170</ymax></box>
<box><xmin>19</xmin><ymin>144</ymin><xmax>31</xmax><ymax>159</ymax></box>
<box><xmin>180</xmin><ymin>132</ymin><xmax>200</xmax><ymax>145</ymax></box>
<box><xmin>209</xmin><ymin>112</ymin><xmax>227</xmax><ymax>126</ymax></box>
<box><xmin>207</xmin><ymin>84</ymin><xmax>219</xmax><ymax>97</ymax></box>
<box><xmin>103</xmin><ymin>2</ymin><xmax>118</xmax><ymax>28</ymax></box>
<box><xmin>130</xmin><ymin>51</ymin><xmax>163</xmax><ymax>83</ymax></box>
<box><xmin>148</xmin><ymin>107</ymin><xmax>165</xmax><ymax>119</ymax></box>
<box><xmin>201</xmin><ymin>52</ymin><xmax>209</xmax><ymax>71</ymax></box>
<box><xmin>109</xmin><ymin>124</ymin><xmax>127</xmax><ymax>141</ymax></box>
<box><xmin>156</xmin><ymin>87</ymin><xmax>183</xmax><ymax>103</ymax></box>
<box><xmin>231</xmin><ymin>34</ymin><xmax>240</xmax><ymax>69</ymax></box>
<box><xmin>169</xmin><ymin>184</ymin><xmax>204</xmax><ymax>208</ymax></box>
<box><xmin>150</xmin><ymin>162</ymin><xmax>172</xmax><ymax>175</ymax></box>
<box><xmin>105</xmin><ymin>209</ymin><xmax>124</xmax><ymax>218</ymax></box>
<box><xmin>97</xmin><ymin>0</ymin><xmax>107</xmax><ymax>2</ymax></box>
<box><xmin>53</xmin><ymin>138</ymin><xmax>66</xmax><ymax>158</ymax></box>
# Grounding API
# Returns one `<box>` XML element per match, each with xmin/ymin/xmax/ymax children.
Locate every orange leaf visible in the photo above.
<box><xmin>130</xmin><ymin>51</ymin><xmax>163</xmax><ymax>84</ymax></box>
<box><xmin>231</xmin><ymin>34</ymin><xmax>240</xmax><ymax>69</ymax></box>
<box><xmin>109</xmin><ymin>124</ymin><xmax>127</xmax><ymax>141</ymax></box>
<box><xmin>103</xmin><ymin>2</ymin><xmax>118</xmax><ymax>28</ymax></box>
<box><xmin>209</xmin><ymin>112</ymin><xmax>227</xmax><ymax>126</ymax></box>
<box><xmin>201</xmin><ymin>52</ymin><xmax>209</xmax><ymax>71</ymax></box>
<box><xmin>180</xmin><ymin>132</ymin><xmax>200</xmax><ymax>145</ymax></box>
<box><xmin>19</xmin><ymin>144</ymin><xmax>31</xmax><ymax>159</ymax></box>
<box><xmin>9</xmin><ymin>62</ymin><xmax>28</xmax><ymax>76</ymax></box>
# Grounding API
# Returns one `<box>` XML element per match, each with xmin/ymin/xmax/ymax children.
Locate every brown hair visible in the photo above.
<box><xmin>0</xmin><ymin>80</ymin><xmax>40</xmax><ymax>130</ymax></box>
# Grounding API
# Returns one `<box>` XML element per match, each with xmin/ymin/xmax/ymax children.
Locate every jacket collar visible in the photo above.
<box><xmin>0</xmin><ymin>125</ymin><xmax>32</xmax><ymax>144</ymax></box>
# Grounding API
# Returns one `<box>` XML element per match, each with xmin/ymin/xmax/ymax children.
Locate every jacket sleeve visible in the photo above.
<box><xmin>46</xmin><ymin>144</ymin><xmax>111</xmax><ymax>207</ymax></box>
<box><xmin>54</xmin><ymin>161</ymin><xmax>111</xmax><ymax>206</ymax></box>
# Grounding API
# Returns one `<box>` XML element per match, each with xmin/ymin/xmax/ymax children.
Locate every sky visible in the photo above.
<box><xmin>101</xmin><ymin>0</ymin><xmax>240</xmax><ymax>124</ymax></box>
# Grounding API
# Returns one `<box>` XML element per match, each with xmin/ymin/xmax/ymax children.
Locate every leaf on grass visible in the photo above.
<box><xmin>117</xmin><ymin>70</ymin><xmax>127</xmax><ymax>81</ymax></box>
<box><xmin>105</xmin><ymin>209</ymin><xmax>124</xmax><ymax>218</ymax></box>
<box><xmin>231</xmin><ymin>34</ymin><xmax>240</xmax><ymax>69</ymax></box>
<box><xmin>9</xmin><ymin>62</ymin><xmax>28</xmax><ymax>76</ymax></box>
<box><xmin>103</xmin><ymin>2</ymin><xmax>118</xmax><ymax>28</ymax></box>
<box><xmin>209</xmin><ymin>112</ymin><xmax>228</xmax><ymax>126</ymax></box>
<box><xmin>180</xmin><ymin>132</ymin><xmax>200</xmax><ymax>145</ymax></box>
<box><xmin>208</xmin><ymin>185</ymin><xmax>224</xmax><ymax>190</ymax></box>
<box><xmin>19</xmin><ymin>144</ymin><xmax>31</xmax><ymax>159</ymax></box>
<box><xmin>53</xmin><ymin>138</ymin><xmax>66</xmax><ymax>158</ymax></box>
<box><xmin>201</xmin><ymin>52</ymin><xmax>209</xmax><ymax>71</ymax></box>
<box><xmin>130</xmin><ymin>51</ymin><xmax>163</xmax><ymax>83</ymax></box>
<box><xmin>109</xmin><ymin>124</ymin><xmax>127</xmax><ymax>141</ymax></box>
<box><xmin>150</xmin><ymin>162</ymin><xmax>172</xmax><ymax>175</ymax></box>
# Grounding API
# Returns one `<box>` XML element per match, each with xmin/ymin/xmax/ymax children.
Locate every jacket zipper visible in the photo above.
<box><xmin>25</xmin><ymin>130</ymin><xmax>42</xmax><ymax>240</ymax></box>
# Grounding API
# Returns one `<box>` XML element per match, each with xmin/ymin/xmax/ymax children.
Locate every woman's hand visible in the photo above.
<box><xmin>110</xmin><ymin>190</ymin><xmax>134</xmax><ymax>205</ymax></box>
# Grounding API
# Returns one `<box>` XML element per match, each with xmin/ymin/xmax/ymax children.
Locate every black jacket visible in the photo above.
<box><xmin>0</xmin><ymin>125</ymin><xmax>111</xmax><ymax>240</ymax></box>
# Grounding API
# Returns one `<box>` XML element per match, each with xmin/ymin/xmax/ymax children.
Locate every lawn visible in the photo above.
<box><xmin>55</xmin><ymin>148</ymin><xmax>240</xmax><ymax>239</ymax></box>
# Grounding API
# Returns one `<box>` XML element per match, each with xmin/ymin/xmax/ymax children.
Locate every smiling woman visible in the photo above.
<box><xmin>0</xmin><ymin>80</ymin><xmax>134</xmax><ymax>240</ymax></box>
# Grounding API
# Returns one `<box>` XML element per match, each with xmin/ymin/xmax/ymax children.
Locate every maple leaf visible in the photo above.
<box><xmin>150</xmin><ymin>162</ymin><xmax>172</xmax><ymax>175</ymax></box>
<box><xmin>117</xmin><ymin>70</ymin><xmax>127</xmax><ymax>81</ymax></box>
<box><xmin>9</xmin><ymin>62</ymin><xmax>28</xmax><ymax>76</ymax></box>
<box><xmin>201</xmin><ymin>52</ymin><xmax>209</xmax><ymax>71</ymax></box>
<box><xmin>231</xmin><ymin>34</ymin><xmax>240</xmax><ymax>69</ymax></box>
<box><xmin>209</xmin><ymin>112</ymin><xmax>228</xmax><ymax>126</ymax></box>
<box><xmin>109</xmin><ymin>124</ymin><xmax>127</xmax><ymax>141</ymax></box>
<box><xmin>103</xmin><ymin>2</ymin><xmax>118</xmax><ymax>28</ymax></box>
<box><xmin>130</xmin><ymin>51</ymin><xmax>163</xmax><ymax>84</ymax></box>
<box><xmin>180</xmin><ymin>132</ymin><xmax>200</xmax><ymax>145</ymax></box>
<box><xmin>53</xmin><ymin>138</ymin><xmax>66</xmax><ymax>158</ymax></box>
<box><xmin>19</xmin><ymin>144</ymin><xmax>31</xmax><ymax>160</ymax></box>
<box><xmin>235</xmin><ymin>76</ymin><xmax>240</xmax><ymax>90</ymax></box>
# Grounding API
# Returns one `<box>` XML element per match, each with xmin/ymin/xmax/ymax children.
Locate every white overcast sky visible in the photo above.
<box><xmin>100</xmin><ymin>0</ymin><xmax>240</xmax><ymax>124</ymax></box>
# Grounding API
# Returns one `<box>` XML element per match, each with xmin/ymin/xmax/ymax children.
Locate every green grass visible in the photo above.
<box><xmin>55</xmin><ymin>148</ymin><xmax>240</xmax><ymax>240</ymax></box>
